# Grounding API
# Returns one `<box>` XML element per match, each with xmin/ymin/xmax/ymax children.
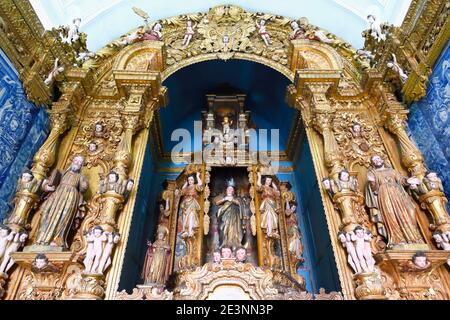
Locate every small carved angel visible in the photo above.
<box><xmin>99</xmin><ymin>171</ymin><xmax>121</xmax><ymax>194</ymax></box>
<box><xmin>44</xmin><ymin>58</ymin><xmax>64</xmax><ymax>86</ymax></box>
<box><xmin>0</xmin><ymin>231</ymin><xmax>27</xmax><ymax>273</ymax></box>
<box><xmin>83</xmin><ymin>226</ymin><xmax>107</xmax><ymax>274</ymax></box>
<box><xmin>322</xmin><ymin>177</ymin><xmax>337</xmax><ymax>198</ymax></box>
<box><xmin>61</xmin><ymin>18</ymin><xmax>81</xmax><ymax>44</ymax></box>
<box><xmin>182</xmin><ymin>20</ymin><xmax>197</xmax><ymax>48</ymax></box>
<box><xmin>289</xmin><ymin>21</ymin><xmax>307</xmax><ymax>40</ymax></box>
<box><xmin>312</xmin><ymin>29</ymin><xmax>334</xmax><ymax>44</ymax></box>
<box><xmin>409</xmin><ymin>251</ymin><xmax>431</xmax><ymax>270</ymax></box>
<box><xmin>432</xmin><ymin>231</ymin><xmax>450</xmax><ymax>250</ymax></box>
<box><xmin>256</xmin><ymin>19</ymin><xmax>271</xmax><ymax>46</ymax></box>
<box><xmin>75</xmin><ymin>51</ymin><xmax>95</xmax><ymax>65</ymax></box>
<box><xmin>334</xmin><ymin>169</ymin><xmax>358</xmax><ymax>192</ymax></box>
<box><xmin>387</xmin><ymin>53</ymin><xmax>408</xmax><ymax>83</ymax></box>
<box><xmin>367</xmin><ymin>15</ymin><xmax>386</xmax><ymax>41</ymax></box>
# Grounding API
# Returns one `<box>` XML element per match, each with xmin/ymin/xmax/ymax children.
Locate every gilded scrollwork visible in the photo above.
<box><xmin>333</xmin><ymin>112</ymin><xmax>387</xmax><ymax>169</ymax></box>
<box><xmin>71</xmin><ymin>111</ymin><xmax>123</xmax><ymax>169</ymax></box>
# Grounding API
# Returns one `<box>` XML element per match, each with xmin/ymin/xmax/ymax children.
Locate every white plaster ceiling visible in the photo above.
<box><xmin>30</xmin><ymin>0</ymin><xmax>412</xmax><ymax>51</ymax></box>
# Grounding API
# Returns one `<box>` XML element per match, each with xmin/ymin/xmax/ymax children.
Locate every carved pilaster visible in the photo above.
<box><xmin>382</xmin><ymin>108</ymin><xmax>426</xmax><ymax>177</ymax></box>
<box><xmin>313</xmin><ymin>109</ymin><xmax>343</xmax><ymax>176</ymax></box>
<box><xmin>31</xmin><ymin>106</ymin><xmax>71</xmax><ymax>180</ymax></box>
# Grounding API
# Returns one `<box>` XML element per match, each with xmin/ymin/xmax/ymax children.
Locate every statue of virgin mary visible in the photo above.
<box><xmin>215</xmin><ymin>178</ymin><xmax>244</xmax><ymax>249</ymax></box>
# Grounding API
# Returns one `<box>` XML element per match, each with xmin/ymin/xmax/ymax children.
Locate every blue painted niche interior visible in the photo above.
<box><xmin>118</xmin><ymin>59</ymin><xmax>340</xmax><ymax>294</ymax></box>
<box><xmin>159</xmin><ymin>59</ymin><xmax>295</xmax><ymax>153</ymax></box>
<box><xmin>0</xmin><ymin>50</ymin><xmax>49</xmax><ymax>221</ymax></box>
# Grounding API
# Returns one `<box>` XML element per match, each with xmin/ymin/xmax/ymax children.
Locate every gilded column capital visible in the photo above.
<box><xmin>120</xmin><ymin>111</ymin><xmax>142</xmax><ymax>133</ymax></box>
<box><xmin>48</xmin><ymin>107</ymin><xmax>71</xmax><ymax>134</ymax></box>
<box><xmin>312</xmin><ymin>110</ymin><xmax>335</xmax><ymax>134</ymax></box>
<box><xmin>382</xmin><ymin>109</ymin><xmax>408</xmax><ymax>135</ymax></box>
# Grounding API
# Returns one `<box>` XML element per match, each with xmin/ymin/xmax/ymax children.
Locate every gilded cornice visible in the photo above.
<box><xmin>0</xmin><ymin>0</ymin><xmax>88</xmax><ymax>105</ymax></box>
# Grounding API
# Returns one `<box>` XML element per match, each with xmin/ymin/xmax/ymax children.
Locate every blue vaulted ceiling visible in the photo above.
<box><xmin>159</xmin><ymin>59</ymin><xmax>295</xmax><ymax>153</ymax></box>
<box><xmin>30</xmin><ymin>0</ymin><xmax>411</xmax><ymax>51</ymax></box>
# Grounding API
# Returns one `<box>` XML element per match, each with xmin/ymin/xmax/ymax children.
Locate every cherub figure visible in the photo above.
<box><xmin>97</xmin><ymin>232</ymin><xmax>120</xmax><ymax>274</ymax></box>
<box><xmin>221</xmin><ymin>35</ymin><xmax>230</xmax><ymax>50</ymax></box>
<box><xmin>120</xmin><ymin>178</ymin><xmax>134</xmax><ymax>200</ymax></box>
<box><xmin>0</xmin><ymin>232</ymin><xmax>28</xmax><ymax>274</ymax></box>
<box><xmin>87</xmin><ymin>142</ymin><xmax>98</xmax><ymax>153</ymax></box>
<box><xmin>75</xmin><ymin>51</ymin><xmax>95</xmax><ymax>65</ymax></box>
<box><xmin>83</xmin><ymin>226</ymin><xmax>107</xmax><ymax>274</ymax></box>
<box><xmin>220</xmin><ymin>245</ymin><xmax>233</xmax><ymax>259</ymax></box>
<box><xmin>99</xmin><ymin>171</ymin><xmax>121</xmax><ymax>194</ymax></box>
<box><xmin>16</xmin><ymin>170</ymin><xmax>39</xmax><ymax>193</ymax></box>
<box><xmin>351</xmin><ymin>226</ymin><xmax>374</xmax><ymax>273</ymax></box>
<box><xmin>44</xmin><ymin>58</ymin><xmax>64</xmax><ymax>86</ymax></box>
<box><xmin>0</xmin><ymin>225</ymin><xmax>13</xmax><ymax>260</ymax></box>
<box><xmin>387</xmin><ymin>53</ymin><xmax>408</xmax><ymax>83</ymax></box>
<box><xmin>423</xmin><ymin>172</ymin><xmax>444</xmax><ymax>192</ymax></box>
<box><xmin>235</xmin><ymin>246</ymin><xmax>247</xmax><ymax>263</ymax></box>
<box><xmin>338</xmin><ymin>231</ymin><xmax>361</xmax><ymax>274</ymax></box>
<box><xmin>182</xmin><ymin>20</ymin><xmax>196</xmax><ymax>48</ymax></box>
<box><xmin>93</xmin><ymin>122</ymin><xmax>105</xmax><ymax>138</ymax></box>
<box><xmin>335</xmin><ymin>169</ymin><xmax>358</xmax><ymax>192</ymax></box>
<box><xmin>289</xmin><ymin>21</ymin><xmax>307</xmax><ymax>40</ymax></box>
<box><xmin>411</xmin><ymin>251</ymin><xmax>431</xmax><ymax>270</ymax></box>
<box><xmin>322</xmin><ymin>177</ymin><xmax>337</xmax><ymax>198</ymax></box>
<box><xmin>213</xmin><ymin>249</ymin><xmax>222</xmax><ymax>264</ymax></box>
<box><xmin>432</xmin><ymin>231</ymin><xmax>450</xmax><ymax>250</ymax></box>
<box><xmin>312</xmin><ymin>29</ymin><xmax>334</xmax><ymax>44</ymax></box>
<box><xmin>62</xmin><ymin>18</ymin><xmax>82</xmax><ymax>44</ymax></box>
<box><xmin>367</xmin><ymin>15</ymin><xmax>386</xmax><ymax>41</ymax></box>
<box><xmin>141</xmin><ymin>22</ymin><xmax>163</xmax><ymax>41</ymax></box>
<box><xmin>256</xmin><ymin>19</ymin><xmax>271</xmax><ymax>46</ymax></box>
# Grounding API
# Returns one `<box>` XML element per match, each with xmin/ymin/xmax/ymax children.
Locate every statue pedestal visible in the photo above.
<box><xmin>375</xmin><ymin>250</ymin><xmax>450</xmax><ymax>300</ymax></box>
<box><xmin>11</xmin><ymin>251</ymin><xmax>74</xmax><ymax>300</ymax></box>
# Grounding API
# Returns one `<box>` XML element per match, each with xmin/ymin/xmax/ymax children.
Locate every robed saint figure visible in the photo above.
<box><xmin>216</xmin><ymin>179</ymin><xmax>244</xmax><ymax>249</ymax></box>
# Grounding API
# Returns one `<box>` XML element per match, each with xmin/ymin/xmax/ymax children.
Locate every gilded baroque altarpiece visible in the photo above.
<box><xmin>0</xmin><ymin>3</ymin><xmax>449</xmax><ymax>300</ymax></box>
